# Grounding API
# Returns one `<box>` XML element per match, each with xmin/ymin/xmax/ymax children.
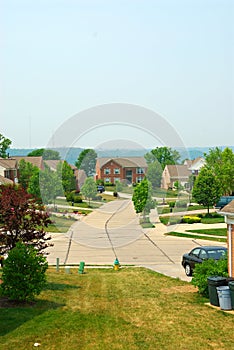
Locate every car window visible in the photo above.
<box><xmin>207</xmin><ymin>249</ymin><xmax>227</xmax><ymax>259</ymax></box>
<box><xmin>199</xmin><ymin>249</ymin><xmax>208</xmax><ymax>260</ymax></box>
<box><xmin>190</xmin><ymin>248</ymin><xmax>200</xmax><ymax>258</ymax></box>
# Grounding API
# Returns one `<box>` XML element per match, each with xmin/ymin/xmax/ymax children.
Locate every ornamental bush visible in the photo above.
<box><xmin>1</xmin><ymin>242</ymin><xmax>48</xmax><ymax>302</ymax></box>
<box><xmin>191</xmin><ymin>257</ymin><xmax>228</xmax><ymax>297</ymax></box>
<box><xmin>175</xmin><ymin>200</ymin><xmax>187</xmax><ymax>208</ymax></box>
<box><xmin>182</xmin><ymin>216</ymin><xmax>201</xmax><ymax>224</ymax></box>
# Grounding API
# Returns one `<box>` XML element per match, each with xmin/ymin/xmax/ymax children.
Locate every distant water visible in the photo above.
<box><xmin>8</xmin><ymin>146</ymin><xmax>234</xmax><ymax>165</ymax></box>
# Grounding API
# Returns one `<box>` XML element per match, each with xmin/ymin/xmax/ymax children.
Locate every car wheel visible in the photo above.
<box><xmin>185</xmin><ymin>264</ymin><xmax>192</xmax><ymax>276</ymax></box>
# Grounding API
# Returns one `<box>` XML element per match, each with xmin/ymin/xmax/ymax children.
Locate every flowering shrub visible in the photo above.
<box><xmin>182</xmin><ymin>216</ymin><xmax>201</xmax><ymax>224</ymax></box>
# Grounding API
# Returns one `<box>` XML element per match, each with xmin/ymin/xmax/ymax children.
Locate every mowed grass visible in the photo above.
<box><xmin>186</xmin><ymin>228</ymin><xmax>227</xmax><ymax>236</ymax></box>
<box><xmin>1</xmin><ymin>268</ymin><xmax>234</xmax><ymax>350</ymax></box>
<box><xmin>46</xmin><ymin>215</ymin><xmax>77</xmax><ymax>233</ymax></box>
<box><xmin>166</xmin><ymin>232</ymin><xmax>227</xmax><ymax>243</ymax></box>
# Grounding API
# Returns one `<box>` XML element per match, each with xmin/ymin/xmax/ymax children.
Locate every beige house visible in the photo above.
<box><xmin>161</xmin><ymin>157</ymin><xmax>205</xmax><ymax>190</ymax></box>
<box><xmin>0</xmin><ymin>158</ymin><xmax>18</xmax><ymax>183</ymax></box>
<box><xmin>186</xmin><ymin>157</ymin><xmax>205</xmax><ymax>175</ymax></box>
<box><xmin>161</xmin><ymin>164</ymin><xmax>191</xmax><ymax>190</ymax></box>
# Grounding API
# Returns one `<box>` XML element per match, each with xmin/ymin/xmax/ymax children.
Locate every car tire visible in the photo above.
<box><xmin>185</xmin><ymin>264</ymin><xmax>192</xmax><ymax>276</ymax></box>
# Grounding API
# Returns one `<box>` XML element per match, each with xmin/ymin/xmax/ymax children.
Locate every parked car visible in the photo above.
<box><xmin>181</xmin><ymin>246</ymin><xmax>227</xmax><ymax>276</ymax></box>
<box><xmin>97</xmin><ymin>185</ymin><xmax>105</xmax><ymax>193</ymax></box>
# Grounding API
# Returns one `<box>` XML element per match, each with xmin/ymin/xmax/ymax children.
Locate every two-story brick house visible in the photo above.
<box><xmin>96</xmin><ymin>157</ymin><xmax>147</xmax><ymax>184</ymax></box>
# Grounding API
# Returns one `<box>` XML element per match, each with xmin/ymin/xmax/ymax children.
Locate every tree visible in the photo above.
<box><xmin>75</xmin><ymin>149</ymin><xmax>97</xmax><ymax>177</ymax></box>
<box><xmin>56</xmin><ymin>161</ymin><xmax>76</xmax><ymax>193</ymax></box>
<box><xmin>132</xmin><ymin>179</ymin><xmax>155</xmax><ymax>217</ymax></box>
<box><xmin>205</xmin><ymin>147</ymin><xmax>234</xmax><ymax>195</ymax></box>
<box><xmin>146</xmin><ymin>161</ymin><xmax>163</xmax><ymax>188</ymax></box>
<box><xmin>18</xmin><ymin>159</ymin><xmax>39</xmax><ymax>190</ymax></box>
<box><xmin>144</xmin><ymin>147</ymin><xmax>180</xmax><ymax>169</ymax></box>
<box><xmin>0</xmin><ymin>133</ymin><xmax>11</xmax><ymax>158</ymax></box>
<box><xmin>81</xmin><ymin>177</ymin><xmax>97</xmax><ymax>206</ymax></box>
<box><xmin>0</xmin><ymin>185</ymin><xmax>52</xmax><ymax>255</ymax></box>
<box><xmin>1</xmin><ymin>242</ymin><xmax>48</xmax><ymax>302</ymax></box>
<box><xmin>28</xmin><ymin>148</ymin><xmax>61</xmax><ymax>160</ymax></box>
<box><xmin>27</xmin><ymin>168</ymin><xmax>41</xmax><ymax>200</ymax></box>
<box><xmin>192</xmin><ymin>167</ymin><xmax>222</xmax><ymax>215</ymax></box>
<box><xmin>39</xmin><ymin>164</ymin><xmax>63</xmax><ymax>204</ymax></box>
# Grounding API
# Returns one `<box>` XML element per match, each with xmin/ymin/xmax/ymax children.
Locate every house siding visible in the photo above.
<box><xmin>96</xmin><ymin>158</ymin><xmax>147</xmax><ymax>184</ymax></box>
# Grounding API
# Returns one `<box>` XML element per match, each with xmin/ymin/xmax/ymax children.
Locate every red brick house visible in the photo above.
<box><xmin>96</xmin><ymin>157</ymin><xmax>147</xmax><ymax>184</ymax></box>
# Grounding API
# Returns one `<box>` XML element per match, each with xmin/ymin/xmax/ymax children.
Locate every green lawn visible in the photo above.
<box><xmin>46</xmin><ymin>215</ymin><xmax>77</xmax><ymax>233</ymax></box>
<box><xmin>0</xmin><ymin>268</ymin><xmax>233</xmax><ymax>350</ymax></box>
<box><xmin>186</xmin><ymin>228</ymin><xmax>227</xmax><ymax>236</ymax></box>
<box><xmin>159</xmin><ymin>213</ymin><xmax>224</xmax><ymax>226</ymax></box>
<box><xmin>166</xmin><ymin>231</ymin><xmax>227</xmax><ymax>243</ymax></box>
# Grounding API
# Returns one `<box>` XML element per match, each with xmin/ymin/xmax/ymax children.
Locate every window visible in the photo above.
<box><xmin>190</xmin><ymin>248</ymin><xmax>200</xmax><ymax>258</ymax></box>
<box><xmin>104</xmin><ymin>177</ymin><xmax>110</xmax><ymax>183</ymax></box>
<box><xmin>199</xmin><ymin>249</ymin><xmax>208</xmax><ymax>260</ymax></box>
<box><xmin>114</xmin><ymin>178</ymin><xmax>120</xmax><ymax>183</ymax></box>
<box><xmin>104</xmin><ymin>168</ymin><xmax>110</xmax><ymax>175</ymax></box>
<box><xmin>114</xmin><ymin>168</ymin><xmax>120</xmax><ymax>174</ymax></box>
<box><xmin>137</xmin><ymin>168</ymin><xmax>144</xmax><ymax>174</ymax></box>
<box><xmin>4</xmin><ymin>170</ymin><xmax>10</xmax><ymax>179</ymax></box>
<box><xmin>136</xmin><ymin>176</ymin><xmax>143</xmax><ymax>183</ymax></box>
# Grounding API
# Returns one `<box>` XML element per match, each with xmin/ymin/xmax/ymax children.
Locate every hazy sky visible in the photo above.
<box><xmin>1</xmin><ymin>0</ymin><xmax>233</xmax><ymax>149</ymax></box>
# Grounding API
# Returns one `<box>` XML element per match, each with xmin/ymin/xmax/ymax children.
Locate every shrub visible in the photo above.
<box><xmin>169</xmin><ymin>201</ymin><xmax>176</xmax><ymax>208</ymax></box>
<box><xmin>65</xmin><ymin>191</ymin><xmax>83</xmax><ymax>203</ymax></box>
<box><xmin>175</xmin><ymin>200</ymin><xmax>187</xmax><ymax>208</ymax></box>
<box><xmin>182</xmin><ymin>216</ymin><xmax>201</xmax><ymax>224</ymax></box>
<box><xmin>169</xmin><ymin>216</ymin><xmax>182</xmax><ymax>225</ymax></box>
<box><xmin>191</xmin><ymin>257</ymin><xmax>228</xmax><ymax>297</ymax></box>
<box><xmin>1</xmin><ymin>242</ymin><xmax>48</xmax><ymax>302</ymax></box>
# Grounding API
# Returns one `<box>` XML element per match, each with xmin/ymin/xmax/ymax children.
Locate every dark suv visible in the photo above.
<box><xmin>182</xmin><ymin>246</ymin><xmax>227</xmax><ymax>276</ymax></box>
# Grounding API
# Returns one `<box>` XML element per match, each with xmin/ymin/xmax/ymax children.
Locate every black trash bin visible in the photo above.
<box><xmin>207</xmin><ymin>276</ymin><xmax>227</xmax><ymax>306</ymax></box>
<box><xmin>228</xmin><ymin>281</ymin><xmax>234</xmax><ymax>310</ymax></box>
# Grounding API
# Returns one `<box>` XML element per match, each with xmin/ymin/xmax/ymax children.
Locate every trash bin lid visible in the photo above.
<box><xmin>228</xmin><ymin>281</ymin><xmax>234</xmax><ymax>290</ymax></box>
<box><xmin>216</xmin><ymin>286</ymin><xmax>229</xmax><ymax>291</ymax></box>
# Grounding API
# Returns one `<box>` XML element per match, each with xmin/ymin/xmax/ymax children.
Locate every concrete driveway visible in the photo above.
<box><xmin>46</xmin><ymin>199</ymin><xmax>227</xmax><ymax>282</ymax></box>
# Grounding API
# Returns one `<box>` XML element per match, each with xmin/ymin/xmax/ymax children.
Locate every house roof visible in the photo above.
<box><xmin>189</xmin><ymin>157</ymin><xmax>205</xmax><ymax>170</ymax></box>
<box><xmin>0</xmin><ymin>158</ymin><xmax>17</xmax><ymax>169</ymax></box>
<box><xmin>13</xmin><ymin>156</ymin><xmax>44</xmax><ymax>170</ymax></box>
<box><xmin>0</xmin><ymin>174</ymin><xmax>14</xmax><ymax>185</ymax></box>
<box><xmin>45</xmin><ymin>160</ymin><xmax>77</xmax><ymax>171</ymax></box>
<box><xmin>220</xmin><ymin>200</ymin><xmax>234</xmax><ymax>215</ymax></box>
<box><xmin>165</xmin><ymin>164</ymin><xmax>191</xmax><ymax>178</ymax></box>
<box><xmin>97</xmin><ymin>157</ymin><xmax>147</xmax><ymax>169</ymax></box>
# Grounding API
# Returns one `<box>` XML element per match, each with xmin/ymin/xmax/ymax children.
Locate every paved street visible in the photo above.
<box><xmin>46</xmin><ymin>199</ymin><xmax>227</xmax><ymax>282</ymax></box>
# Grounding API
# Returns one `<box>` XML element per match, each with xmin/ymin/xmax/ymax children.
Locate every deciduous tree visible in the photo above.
<box><xmin>132</xmin><ymin>179</ymin><xmax>155</xmax><ymax>217</ymax></box>
<box><xmin>56</xmin><ymin>161</ymin><xmax>76</xmax><ymax>193</ymax></box>
<box><xmin>0</xmin><ymin>133</ymin><xmax>11</xmax><ymax>158</ymax></box>
<box><xmin>144</xmin><ymin>147</ymin><xmax>180</xmax><ymax>169</ymax></box>
<box><xmin>0</xmin><ymin>185</ymin><xmax>52</xmax><ymax>255</ymax></box>
<box><xmin>205</xmin><ymin>147</ymin><xmax>234</xmax><ymax>195</ymax></box>
<box><xmin>28</xmin><ymin>148</ymin><xmax>61</xmax><ymax>160</ymax></box>
<box><xmin>75</xmin><ymin>149</ymin><xmax>97</xmax><ymax>177</ymax></box>
<box><xmin>192</xmin><ymin>168</ymin><xmax>222</xmax><ymax>215</ymax></box>
<box><xmin>146</xmin><ymin>161</ymin><xmax>163</xmax><ymax>188</ymax></box>
<box><xmin>81</xmin><ymin>177</ymin><xmax>97</xmax><ymax>206</ymax></box>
